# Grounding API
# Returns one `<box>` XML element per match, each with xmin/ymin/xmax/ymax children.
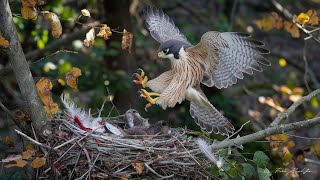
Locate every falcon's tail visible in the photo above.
<box><xmin>190</xmin><ymin>102</ymin><xmax>234</xmax><ymax>136</ymax></box>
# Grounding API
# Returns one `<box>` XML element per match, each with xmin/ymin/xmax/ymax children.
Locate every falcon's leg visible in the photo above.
<box><xmin>139</xmin><ymin>89</ymin><xmax>160</xmax><ymax>110</ymax></box>
<box><xmin>132</xmin><ymin>68</ymin><xmax>148</xmax><ymax>88</ymax></box>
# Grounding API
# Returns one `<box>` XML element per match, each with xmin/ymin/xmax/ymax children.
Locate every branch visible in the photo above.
<box><xmin>25</xmin><ymin>21</ymin><xmax>100</xmax><ymax>61</ymax></box>
<box><xmin>212</xmin><ymin>116</ymin><xmax>320</xmax><ymax>150</ymax></box>
<box><xmin>0</xmin><ymin>0</ymin><xmax>47</xmax><ymax>134</ymax></box>
<box><xmin>270</xmin><ymin>88</ymin><xmax>320</xmax><ymax>126</ymax></box>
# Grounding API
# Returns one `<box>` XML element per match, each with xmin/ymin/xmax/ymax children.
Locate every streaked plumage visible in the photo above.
<box><xmin>140</xmin><ymin>7</ymin><xmax>270</xmax><ymax>135</ymax></box>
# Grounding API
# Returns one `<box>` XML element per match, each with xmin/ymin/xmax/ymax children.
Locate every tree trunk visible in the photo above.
<box><xmin>0</xmin><ymin>0</ymin><xmax>47</xmax><ymax>134</ymax></box>
<box><xmin>103</xmin><ymin>0</ymin><xmax>137</xmax><ymax>109</ymax></box>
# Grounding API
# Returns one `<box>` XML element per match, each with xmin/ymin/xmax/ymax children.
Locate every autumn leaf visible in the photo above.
<box><xmin>284</xmin><ymin>21</ymin><xmax>300</xmax><ymax>38</ymax></box>
<box><xmin>295</xmin><ymin>13</ymin><xmax>309</xmax><ymax>26</ymax></box>
<box><xmin>97</xmin><ymin>24</ymin><xmax>112</xmax><ymax>40</ymax></box>
<box><xmin>132</xmin><ymin>160</ymin><xmax>144</xmax><ymax>175</ymax></box>
<box><xmin>0</xmin><ymin>35</ymin><xmax>9</xmax><ymax>48</ymax></box>
<box><xmin>65</xmin><ymin>67</ymin><xmax>82</xmax><ymax>90</ymax></box>
<box><xmin>122</xmin><ymin>29</ymin><xmax>133</xmax><ymax>53</ymax></box>
<box><xmin>22</xmin><ymin>149</ymin><xmax>36</xmax><ymax>160</ymax></box>
<box><xmin>5</xmin><ymin>158</ymin><xmax>28</xmax><ymax>168</ymax></box>
<box><xmin>311</xmin><ymin>139</ymin><xmax>320</xmax><ymax>158</ymax></box>
<box><xmin>43</xmin><ymin>11</ymin><xmax>62</xmax><ymax>38</ymax></box>
<box><xmin>84</xmin><ymin>28</ymin><xmax>95</xmax><ymax>47</ymax></box>
<box><xmin>21</xmin><ymin>0</ymin><xmax>37</xmax><ymax>20</ymax></box>
<box><xmin>258</xmin><ymin>96</ymin><xmax>286</xmax><ymax>112</ymax></box>
<box><xmin>253</xmin><ymin>12</ymin><xmax>283</xmax><ymax>31</ymax></box>
<box><xmin>5</xmin><ymin>136</ymin><xmax>14</xmax><ymax>147</ymax></box>
<box><xmin>31</xmin><ymin>157</ymin><xmax>46</xmax><ymax>168</ymax></box>
<box><xmin>278</xmin><ymin>58</ymin><xmax>287</xmax><ymax>67</ymax></box>
<box><xmin>81</xmin><ymin>9</ymin><xmax>91</xmax><ymax>17</ymax></box>
<box><xmin>306</xmin><ymin>9</ymin><xmax>319</xmax><ymax>25</ymax></box>
<box><xmin>36</xmin><ymin>77</ymin><xmax>59</xmax><ymax>117</ymax></box>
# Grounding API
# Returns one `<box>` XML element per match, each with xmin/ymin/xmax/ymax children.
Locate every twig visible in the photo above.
<box><xmin>144</xmin><ymin>163</ymin><xmax>174</xmax><ymax>179</ymax></box>
<box><xmin>270</xmin><ymin>89</ymin><xmax>320</xmax><ymax>126</ymax></box>
<box><xmin>14</xmin><ymin>129</ymin><xmax>51</xmax><ymax>149</ymax></box>
<box><xmin>76</xmin><ymin>153</ymin><xmax>100</xmax><ymax>180</ymax></box>
<box><xmin>0</xmin><ymin>99</ymin><xmax>14</xmax><ymax>119</ymax></box>
<box><xmin>212</xmin><ymin>116</ymin><xmax>320</xmax><ymax>150</ymax></box>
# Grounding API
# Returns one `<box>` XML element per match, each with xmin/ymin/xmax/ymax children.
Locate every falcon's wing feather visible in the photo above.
<box><xmin>191</xmin><ymin>31</ymin><xmax>270</xmax><ymax>89</ymax></box>
<box><xmin>144</xmin><ymin>7</ymin><xmax>191</xmax><ymax>44</ymax></box>
<box><xmin>189</xmin><ymin>89</ymin><xmax>234</xmax><ymax>135</ymax></box>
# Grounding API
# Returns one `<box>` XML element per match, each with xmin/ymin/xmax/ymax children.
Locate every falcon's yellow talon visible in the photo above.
<box><xmin>140</xmin><ymin>89</ymin><xmax>160</xmax><ymax>105</ymax></box>
<box><xmin>132</xmin><ymin>69</ymin><xmax>148</xmax><ymax>88</ymax></box>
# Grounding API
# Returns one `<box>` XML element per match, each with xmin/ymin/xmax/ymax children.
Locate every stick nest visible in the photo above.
<box><xmin>39</xmin><ymin>112</ymin><xmax>213</xmax><ymax>179</ymax></box>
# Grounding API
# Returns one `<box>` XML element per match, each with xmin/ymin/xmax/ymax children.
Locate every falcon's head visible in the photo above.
<box><xmin>158</xmin><ymin>40</ymin><xmax>192</xmax><ymax>60</ymax></box>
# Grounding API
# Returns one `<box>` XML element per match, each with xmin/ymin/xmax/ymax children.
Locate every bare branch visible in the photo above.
<box><xmin>270</xmin><ymin>88</ymin><xmax>320</xmax><ymax>126</ymax></box>
<box><xmin>0</xmin><ymin>0</ymin><xmax>47</xmax><ymax>134</ymax></box>
<box><xmin>213</xmin><ymin>116</ymin><xmax>320</xmax><ymax>150</ymax></box>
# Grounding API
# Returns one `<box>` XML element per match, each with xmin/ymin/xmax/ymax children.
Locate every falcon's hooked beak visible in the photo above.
<box><xmin>158</xmin><ymin>51</ymin><xmax>166</xmax><ymax>58</ymax></box>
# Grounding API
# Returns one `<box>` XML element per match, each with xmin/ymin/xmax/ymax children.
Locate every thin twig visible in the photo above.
<box><xmin>144</xmin><ymin>163</ymin><xmax>174</xmax><ymax>179</ymax></box>
<box><xmin>14</xmin><ymin>129</ymin><xmax>51</xmax><ymax>149</ymax></box>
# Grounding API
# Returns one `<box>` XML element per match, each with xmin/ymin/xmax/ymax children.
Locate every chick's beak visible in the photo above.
<box><xmin>158</xmin><ymin>51</ymin><xmax>166</xmax><ymax>58</ymax></box>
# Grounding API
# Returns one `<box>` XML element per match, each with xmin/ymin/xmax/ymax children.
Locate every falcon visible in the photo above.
<box><xmin>133</xmin><ymin>7</ymin><xmax>270</xmax><ymax>135</ymax></box>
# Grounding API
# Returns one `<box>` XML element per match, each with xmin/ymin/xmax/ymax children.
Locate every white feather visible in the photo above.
<box><xmin>196</xmin><ymin>138</ymin><xmax>223</xmax><ymax>169</ymax></box>
<box><xmin>60</xmin><ymin>94</ymin><xmax>104</xmax><ymax>132</ymax></box>
<box><xmin>105</xmin><ymin>122</ymin><xmax>123</xmax><ymax>136</ymax></box>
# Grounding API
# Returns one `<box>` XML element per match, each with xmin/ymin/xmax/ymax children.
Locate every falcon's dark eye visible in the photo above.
<box><xmin>162</xmin><ymin>49</ymin><xmax>169</xmax><ymax>54</ymax></box>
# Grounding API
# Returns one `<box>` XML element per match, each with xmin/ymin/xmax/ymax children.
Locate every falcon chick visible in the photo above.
<box><xmin>133</xmin><ymin>7</ymin><xmax>270</xmax><ymax>135</ymax></box>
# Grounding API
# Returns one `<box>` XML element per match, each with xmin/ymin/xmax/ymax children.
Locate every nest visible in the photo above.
<box><xmin>36</xmin><ymin>111</ymin><xmax>214</xmax><ymax>179</ymax></box>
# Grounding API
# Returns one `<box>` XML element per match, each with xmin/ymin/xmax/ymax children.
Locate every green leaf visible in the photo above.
<box><xmin>253</xmin><ymin>151</ymin><xmax>270</xmax><ymax>168</ymax></box>
<box><xmin>241</xmin><ymin>163</ymin><xmax>255</xmax><ymax>179</ymax></box>
<box><xmin>257</xmin><ymin>167</ymin><xmax>271</xmax><ymax>180</ymax></box>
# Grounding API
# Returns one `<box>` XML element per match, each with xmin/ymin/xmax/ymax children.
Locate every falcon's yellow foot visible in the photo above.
<box><xmin>132</xmin><ymin>68</ymin><xmax>148</xmax><ymax>88</ymax></box>
<box><xmin>139</xmin><ymin>89</ymin><xmax>160</xmax><ymax>111</ymax></box>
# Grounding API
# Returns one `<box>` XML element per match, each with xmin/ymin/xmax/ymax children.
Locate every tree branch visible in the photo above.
<box><xmin>270</xmin><ymin>88</ymin><xmax>320</xmax><ymax>126</ymax></box>
<box><xmin>25</xmin><ymin>21</ymin><xmax>100</xmax><ymax>61</ymax></box>
<box><xmin>0</xmin><ymin>0</ymin><xmax>47</xmax><ymax>134</ymax></box>
<box><xmin>212</xmin><ymin>116</ymin><xmax>320</xmax><ymax>150</ymax></box>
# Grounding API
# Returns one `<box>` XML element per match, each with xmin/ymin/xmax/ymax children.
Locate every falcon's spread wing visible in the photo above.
<box><xmin>144</xmin><ymin>7</ymin><xmax>191</xmax><ymax>45</ymax></box>
<box><xmin>189</xmin><ymin>89</ymin><xmax>234</xmax><ymax>135</ymax></box>
<box><xmin>189</xmin><ymin>31</ymin><xmax>270</xmax><ymax>89</ymax></box>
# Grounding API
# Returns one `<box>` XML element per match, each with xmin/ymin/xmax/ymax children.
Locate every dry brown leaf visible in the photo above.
<box><xmin>84</xmin><ymin>28</ymin><xmax>95</xmax><ymax>47</ymax></box>
<box><xmin>91</xmin><ymin>172</ymin><xmax>108</xmax><ymax>179</ymax></box>
<box><xmin>306</xmin><ymin>9</ymin><xmax>319</xmax><ymax>25</ymax></box>
<box><xmin>0</xmin><ymin>35</ymin><xmax>9</xmax><ymax>48</ymax></box>
<box><xmin>21</xmin><ymin>0</ymin><xmax>37</xmax><ymax>20</ymax></box>
<box><xmin>271</xmin><ymin>12</ymin><xmax>283</xmax><ymax>29</ymax></box>
<box><xmin>36</xmin><ymin>77</ymin><xmax>59</xmax><ymax>117</ymax></box>
<box><xmin>284</xmin><ymin>21</ymin><xmax>300</xmax><ymax>38</ymax></box>
<box><xmin>22</xmin><ymin>149</ymin><xmax>36</xmax><ymax>160</ymax></box>
<box><xmin>132</xmin><ymin>160</ymin><xmax>144</xmax><ymax>175</ymax></box>
<box><xmin>121</xmin><ymin>174</ymin><xmax>130</xmax><ymax>180</ymax></box>
<box><xmin>43</xmin><ymin>11</ymin><xmax>62</xmax><ymax>38</ymax></box>
<box><xmin>36</xmin><ymin>0</ymin><xmax>44</xmax><ymax>5</ymax></box>
<box><xmin>31</xmin><ymin>157</ymin><xmax>46</xmax><ymax>168</ymax></box>
<box><xmin>25</xmin><ymin>144</ymin><xmax>34</xmax><ymax>151</ymax></box>
<box><xmin>4</xmin><ymin>158</ymin><xmax>28</xmax><ymax>168</ymax></box>
<box><xmin>21</xmin><ymin>0</ymin><xmax>36</xmax><ymax>7</ymax></box>
<box><xmin>5</xmin><ymin>136</ymin><xmax>14</xmax><ymax>147</ymax></box>
<box><xmin>97</xmin><ymin>24</ymin><xmax>112</xmax><ymax>40</ymax></box>
<box><xmin>122</xmin><ymin>29</ymin><xmax>133</xmax><ymax>53</ymax></box>
<box><xmin>253</xmin><ymin>12</ymin><xmax>283</xmax><ymax>31</ymax></box>
<box><xmin>65</xmin><ymin>67</ymin><xmax>82</xmax><ymax>90</ymax></box>
<box><xmin>81</xmin><ymin>9</ymin><xmax>91</xmax><ymax>17</ymax></box>
<box><xmin>311</xmin><ymin>139</ymin><xmax>320</xmax><ymax>158</ymax></box>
